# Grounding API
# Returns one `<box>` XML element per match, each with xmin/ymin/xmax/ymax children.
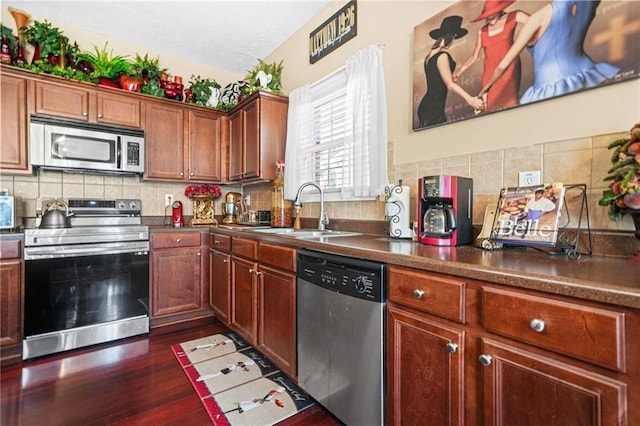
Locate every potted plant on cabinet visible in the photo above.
<box><xmin>0</xmin><ymin>25</ymin><xmax>18</xmax><ymax>64</ymax></box>
<box><xmin>75</xmin><ymin>42</ymin><xmax>131</xmax><ymax>88</ymax></box>
<box><xmin>185</xmin><ymin>74</ymin><xmax>221</xmax><ymax>107</ymax></box>
<box><xmin>243</xmin><ymin>58</ymin><xmax>283</xmax><ymax>96</ymax></box>
<box><xmin>121</xmin><ymin>52</ymin><xmax>167</xmax><ymax>93</ymax></box>
<box><xmin>21</xmin><ymin>19</ymin><xmax>69</xmax><ymax>65</ymax></box>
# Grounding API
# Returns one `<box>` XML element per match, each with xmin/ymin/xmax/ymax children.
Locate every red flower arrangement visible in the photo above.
<box><xmin>184</xmin><ymin>184</ymin><xmax>222</xmax><ymax>198</ymax></box>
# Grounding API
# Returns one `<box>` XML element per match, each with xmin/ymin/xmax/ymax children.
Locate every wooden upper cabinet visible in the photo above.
<box><xmin>34</xmin><ymin>81</ymin><xmax>141</xmax><ymax>128</ymax></box>
<box><xmin>0</xmin><ymin>72</ymin><xmax>30</xmax><ymax>173</ymax></box>
<box><xmin>228</xmin><ymin>92</ymin><xmax>288</xmax><ymax>183</ymax></box>
<box><xmin>144</xmin><ymin>101</ymin><xmax>185</xmax><ymax>181</ymax></box>
<box><xmin>188</xmin><ymin>110</ymin><xmax>223</xmax><ymax>182</ymax></box>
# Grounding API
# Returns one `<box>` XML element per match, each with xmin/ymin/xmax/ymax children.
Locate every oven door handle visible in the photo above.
<box><xmin>25</xmin><ymin>241</ymin><xmax>149</xmax><ymax>260</ymax></box>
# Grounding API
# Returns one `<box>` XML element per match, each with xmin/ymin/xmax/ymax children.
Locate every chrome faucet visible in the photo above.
<box><xmin>293</xmin><ymin>182</ymin><xmax>329</xmax><ymax>230</ymax></box>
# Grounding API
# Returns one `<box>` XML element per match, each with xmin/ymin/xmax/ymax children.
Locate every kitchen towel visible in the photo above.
<box><xmin>171</xmin><ymin>334</ymin><xmax>314</xmax><ymax>426</ymax></box>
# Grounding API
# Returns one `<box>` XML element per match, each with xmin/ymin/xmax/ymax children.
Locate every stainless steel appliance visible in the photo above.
<box><xmin>30</xmin><ymin>115</ymin><xmax>145</xmax><ymax>175</ymax></box>
<box><xmin>297</xmin><ymin>249</ymin><xmax>386</xmax><ymax>426</ymax></box>
<box><xmin>222</xmin><ymin>192</ymin><xmax>241</xmax><ymax>224</ymax></box>
<box><xmin>23</xmin><ymin>198</ymin><xmax>149</xmax><ymax>360</ymax></box>
<box><xmin>418</xmin><ymin>175</ymin><xmax>473</xmax><ymax>246</ymax></box>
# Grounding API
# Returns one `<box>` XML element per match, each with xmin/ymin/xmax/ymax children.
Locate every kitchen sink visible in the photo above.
<box><xmin>250</xmin><ymin>228</ymin><xmax>361</xmax><ymax>238</ymax></box>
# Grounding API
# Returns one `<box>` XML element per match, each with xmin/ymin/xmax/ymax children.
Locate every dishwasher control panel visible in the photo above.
<box><xmin>297</xmin><ymin>249</ymin><xmax>386</xmax><ymax>302</ymax></box>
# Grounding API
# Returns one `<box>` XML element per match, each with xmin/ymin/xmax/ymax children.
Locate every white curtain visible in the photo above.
<box><xmin>346</xmin><ymin>44</ymin><xmax>389</xmax><ymax>197</ymax></box>
<box><xmin>284</xmin><ymin>44</ymin><xmax>389</xmax><ymax>200</ymax></box>
<box><xmin>284</xmin><ymin>84</ymin><xmax>312</xmax><ymax>200</ymax></box>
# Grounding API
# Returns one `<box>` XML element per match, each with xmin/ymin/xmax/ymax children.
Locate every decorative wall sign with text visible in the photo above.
<box><xmin>412</xmin><ymin>0</ymin><xmax>640</xmax><ymax>131</ymax></box>
<box><xmin>309</xmin><ymin>0</ymin><xmax>357</xmax><ymax>64</ymax></box>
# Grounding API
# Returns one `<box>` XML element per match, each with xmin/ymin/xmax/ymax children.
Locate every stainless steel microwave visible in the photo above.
<box><xmin>30</xmin><ymin>115</ymin><xmax>145</xmax><ymax>175</ymax></box>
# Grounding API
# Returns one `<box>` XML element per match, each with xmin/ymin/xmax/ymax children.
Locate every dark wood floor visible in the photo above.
<box><xmin>0</xmin><ymin>318</ymin><xmax>343</xmax><ymax>426</ymax></box>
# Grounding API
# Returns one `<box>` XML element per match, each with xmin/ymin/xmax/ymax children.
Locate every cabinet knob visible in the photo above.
<box><xmin>529</xmin><ymin>318</ymin><xmax>546</xmax><ymax>333</ymax></box>
<box><xmin>214</xmin><ymin>239</ymin><xmax>221</xmax><ymax>244</ymax></box>
<box><xmin>98</xmin><ymin>113</ymin><xmax>103</xmax><ymax>118</ymax></box>
<box><xmin>445</xmin><ymin>342</ymin><xmax>458</xmax><ymax>354</ymax></box>
<box><xmin>82</xmin><ymin>112</ymin><xmax>88</xmax><ymax>116</ymax></box>
<box><xmin>196</xmin><ymin>252</ymin><xmax>201</xmax><ymax>257</ymax></box>
<box><xmin>413</xmin><ymin>289</ymin><xmax>424</xmax><ymax>299</ymax></box>
<box><xmin>223</xmin><ymin>259</ymin><xmax>228</xmax><ymax>263</ymax></box>
<box><xmin>190</xmin><ymin>172</ymin><xmax>194</xmax><ymax>176</ymax></box>
<box><xmin>255</xmin><ymin>271</ymin><xmax>262</xmax><ymax>276</ymax></box>
<box><xmin>176</xmin><ymin>238</ymin><xmax>181</xmax><ymax>243</ymax></box>
<box><xmin>478</xmin><ymin>354</ymin><xmax>493</xmax><ymax>367</ymax></box>
<box><xmin>180</xmin><ymin>172</ymin><xmax>184</xmax><ymax>177</ymax></box>
<box><xmin>249</xmin><ymin>268</ymin><xmax>255</xmax><ymax>273</ymax></box>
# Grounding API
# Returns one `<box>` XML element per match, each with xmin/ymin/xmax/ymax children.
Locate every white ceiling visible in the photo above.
<box><xmin>4</xmin><ymin>0</ymin><xmax>331</xmax><ymax>75</ymax></box>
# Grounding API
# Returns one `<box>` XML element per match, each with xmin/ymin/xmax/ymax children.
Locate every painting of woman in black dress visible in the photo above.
<box><xmin>417</xmin><ymin>15</ymin><xmax>485</xmax><ymax>128</ymax></box>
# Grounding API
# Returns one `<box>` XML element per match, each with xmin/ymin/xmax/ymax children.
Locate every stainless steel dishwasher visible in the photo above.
<box><xmin>297</xmin><ymin>249</ymin><xmax>386</xmax><ymax>426</ymax></box>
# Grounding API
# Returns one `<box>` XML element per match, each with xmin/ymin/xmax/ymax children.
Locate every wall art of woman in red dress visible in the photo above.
<box><xmin>454</xmin><ymin>0</ymin><xmax>530</xmax><ymax>112</ymax></box>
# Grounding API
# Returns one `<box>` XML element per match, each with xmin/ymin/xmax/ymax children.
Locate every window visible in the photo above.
<box><xmin>284</xmin><ymin>45</ymin><xmax>388</xmax><ymax>202</ymax></box>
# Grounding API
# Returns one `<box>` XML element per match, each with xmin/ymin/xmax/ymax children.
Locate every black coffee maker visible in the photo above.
<box><xmin>417</xmin><ymin>175</ymin><xmax>473</xmax><ymax>246</ymax></box>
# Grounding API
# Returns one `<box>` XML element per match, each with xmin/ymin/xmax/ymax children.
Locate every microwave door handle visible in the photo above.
<box><xmin>116</xmin><ymin>136</ymin><xmax>122</xmax><ymax>169</ymax></box>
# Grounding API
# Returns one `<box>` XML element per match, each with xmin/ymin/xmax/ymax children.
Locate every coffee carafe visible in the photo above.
<box><xmin>418</xmin><ymin>175</ymin><xmax>473</xmax><ymax>246</ymax></box>
<box><xmin>222</xmin><ymin>192</ymin><xmax>241</xmax><ymax>224</ymax></box>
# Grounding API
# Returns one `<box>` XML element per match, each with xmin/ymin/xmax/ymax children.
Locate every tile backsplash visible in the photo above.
<box><xmin>0</xmin><ymin>131</ymin><xmax>637</xmax><ymax>234</ymax></box>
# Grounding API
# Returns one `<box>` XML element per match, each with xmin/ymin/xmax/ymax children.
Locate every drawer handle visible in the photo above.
<box><xmin>176</xmin><ymin>238</ymin><xmax>181</xmax><ymax>243</ymax></box>
<box><xmin>445</xmin><ymin>342</ymin><xmax>458</xmax><ymax>354</ymax></box>
<box><xmin>413</xmin><ymin>289</ymin><xmax>424</xmax><ymax>299</ymax></box>
<box><xmin>478</xmin><ymin>354</ymin><xmax>492</xmax><ymax>367</ymax></box>
<box><xmin>529</xmin><ymin>319</ymin><xmax>546</xmax><ymax>333</ymax></box>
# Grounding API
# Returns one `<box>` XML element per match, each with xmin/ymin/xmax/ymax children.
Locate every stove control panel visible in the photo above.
<box><xmin>68</xmin><ymin>199</ymin><xmax>141</xmax><ymax>216</ymax></box>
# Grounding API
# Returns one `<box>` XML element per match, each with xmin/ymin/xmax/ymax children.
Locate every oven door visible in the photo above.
<box><xmin>23</xmin><ymin>246</ymin><xmax>149</xmax><ymax>359</ymax></box>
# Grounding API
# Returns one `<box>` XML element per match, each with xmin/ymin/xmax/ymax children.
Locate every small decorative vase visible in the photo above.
<box><xmin>189</xmin><ymin>195</ymin><xmax>218</xmax><ymax>227</ymax></box>
<box><xmin>97</xmin><ymin>77</ymin><xmax>119</xmax><ymax>89</ymax></box>
<box><xmin>118</xmin><ymin>75</ymin><xmax>143</xmax><ymax>92</ymax></box>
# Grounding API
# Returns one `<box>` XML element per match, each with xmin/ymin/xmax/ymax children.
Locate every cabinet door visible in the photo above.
<box><xmin>144</xmin><ymin>102</ymin><xmax>185</xmax><ymax>181</ymax></box>
<box><xmin>228</xmin><ymin>109</ymin><xmax>244</xmax><ymax>181</ymax></box>
<box><xmin>231</xmin><ymin>256</ymin><xmax>257</xmax><ymax>344</ymax></box>
<box><xmin>258</xmin><ymin>264</ymin><xmax>296</xmax><ymax>377</ymax></box>
<box><xmin>188</xmin><ymin>110</ymin><xmax>222</xmax><ymax>182</ymax></box>
<box><xmin>480</xmin><ymin>338</ymin><xmax>627</xmax><ymax>426</ymax></box>
<box><xmin>151</xmin><ymin>247</ymin><xmax>202</xmax><ymax>317</ymax></box>
<box><xmin>209</xmin><ymin>249</ymin><xmax>231</xmax><ymax>324</ymax></box>
<box><xmin>0</xmin><ymin>74</ymin><xmax>29</xmax><ymax>172</ymax></box>
<box><xmin>35</xmin><ymin>81</ymin><xmax>90</xmax><ymax>121</ymax></box>
<box><xmin>387</xmin><ymin>305</ymin><xmax>464</xmax><ymax>426</ymax></box>
<box><xmin>96</xmin><ymin>92</ymin><xmax>141</xmax><ymax>128</ymax></box>
<box><xmin>0</xmin><ymin>260</ymin><xmax>22</xmax><ymax>350</ymax></box>
<box><xmin>242</xmin><ymin>99</ymin><xmax>260</xmax><ymax>180</ymax></box>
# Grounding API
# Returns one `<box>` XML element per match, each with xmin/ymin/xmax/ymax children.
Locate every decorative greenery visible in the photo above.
<box><xmin>140</xmin><ymin>78</ymin><xmax>166</xmax><ymax>98</ymax></box>
<box><xmin>0</xmin><ymin>24</ymin><xmax>18</xmax><ymax>57</ymax></box>
<box><xmin>187</xmin><ymin>74</ymin><xmax>221</xmax><ymax>107</ymax></box>
<box><xmin>130</xmin><ymin>52</ymin><xmax>165</xmax><ymax>81</ymax></box>
<box><xmin>21</xmin><ymin>19</ymin><xmax>69</xmax><ymax>59</ymax></box>
<box><xmin>243</xmin><ymin>58</ymin><xmax>283</xmax><ymax>96</ymax></box>
<box><xmin>598</xmin><ymin>122</ymin><xmax>640</xmax><ymax>220</ymax></box>
<box><xmin>75</xmin><ymin>42</ymin><xmax>131</xmax><ymax>80</ymax></box>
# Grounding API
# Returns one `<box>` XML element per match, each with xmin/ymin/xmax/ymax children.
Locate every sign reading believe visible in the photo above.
<box><xmin>309</xmin><ymin>0</ymin><xmax>357</xmax><ymax>64</ymax></box>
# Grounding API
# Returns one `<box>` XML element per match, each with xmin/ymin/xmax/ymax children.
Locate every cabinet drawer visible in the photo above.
<box><xmin>232</xmin><ymin>237</ymin><xmax>258</xmax><ymax>260</ymax></box>
<box><xmin>388</xmin><ymin>266</ymin><xmax>465</xmax><ymax>323</ymax></box>
<box><xmin>0</xmin><ymin>240</ymin><xmax>21</xmax><ymax>260</ymax></box>
<box><xmin>258</xmin><ymin>242</ymin><xmax>295</xmax><ymax>272</ymax></box>
<box><xmin>152</xmin><ymin>232</ymin><xmax>201</xmax><ymax>249</ymax></box>
<box><xmin>482</xmin><ymin>286</ymin><xmax>626</xmax><ymax>371</ymax></box>
<box><xmin>209</xmin><ymin>233</ymin><xmax>231</xmax><ymax>252</ymax></box>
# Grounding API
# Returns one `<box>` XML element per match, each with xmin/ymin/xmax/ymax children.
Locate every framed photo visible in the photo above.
<box><xmin>412</xmin><ymin>1</ymin><xmax>640</xmax><ymax>131</ymax></box>
<box><xmin>491</xmin><ymin>183</ymin><xmax>566</xmax><ymax>247</ymax></box>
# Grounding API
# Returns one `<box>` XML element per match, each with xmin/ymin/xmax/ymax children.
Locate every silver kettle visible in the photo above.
<box><xmin>423</xmin><ymin>203</ymin><xmax>456</xmax><ymax>235</ymax></box>
<box><xmin>39</xmin><ymin>199</ymin><xmax>73</xmax><ymax>229</ymax></box>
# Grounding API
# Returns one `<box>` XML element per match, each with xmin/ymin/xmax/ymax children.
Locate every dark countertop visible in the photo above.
<box><xmin>149</xmin><ymin>225</ymin><xmax>640</xmax><ymax>309</ymax></box>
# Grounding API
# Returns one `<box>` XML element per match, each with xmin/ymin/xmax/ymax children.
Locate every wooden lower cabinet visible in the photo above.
<box><xmin>0</xmin><ymin>71</ymin><xmax>29</xmax><ymax>173</ymax></box>
<box><xmin>0</xmin><ymin>239</ymin><xmax>23</xmax><ymax>365</ymax></box>
<box><xmin>258</xmin><ymin>263</ymin><xmax>296</xmax><ymax>378</ymax></box>
<box><xmin>231</xmin><ymin>256</ymin><xmax>258</xmax><ymax>343</ymax></box>
<box><xmin>387</xmin><ymin>265</ymin><xmax>638</xmax><ymax>426</ymax></box>
<box><xmin>480</xmin><ymin>338</ymin><xmax>626</xmax><ymax>425</ymax></box>
<box><xmin>387</xmin><ymin>305</ymin><xmax>464</xmax><ymax>426</ymax></box>
<box><xmin>150</xmin><ymin>231</ymin><xmax>210</xmax><ymax>326</ymax></box>
<box><xmin>209</xmin><ymin>249</ymin><xmax>231</xmax><ymax>324</ymax></box>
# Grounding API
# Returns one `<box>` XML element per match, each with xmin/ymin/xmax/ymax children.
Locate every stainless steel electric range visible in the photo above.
<box><xmin>23</xmin><ymin>199</ymin><xmax>150</xmax><ymax>360</ymax></box>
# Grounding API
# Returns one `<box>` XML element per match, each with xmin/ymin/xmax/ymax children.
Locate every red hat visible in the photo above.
<box><xmin>472</xmin><ymin>0</ymin><xmax>516</xmax><ymax>22</ymax></box>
